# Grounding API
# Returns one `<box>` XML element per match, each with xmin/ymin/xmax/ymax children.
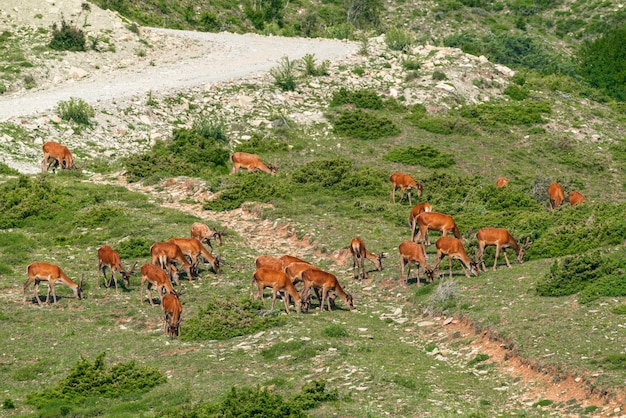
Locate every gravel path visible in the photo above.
<box><xmin>0</xmin><ymin>29</ymin><xmax>359</xmax><ymax>121</ymax></box>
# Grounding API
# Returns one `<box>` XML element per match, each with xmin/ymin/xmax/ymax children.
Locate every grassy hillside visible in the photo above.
<box><xmin>1</xmin><ymin>0</ymin><xmax>626</xmax><ymax>417</ymax></box>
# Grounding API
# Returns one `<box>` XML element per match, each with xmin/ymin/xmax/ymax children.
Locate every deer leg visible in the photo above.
<box><xmin>407</xmin><ymin>191</ymin><xmax>412</xmax><ymax>206</ymax></box>
<box><xmin>390</xmin><ymin>185</ymin><xmax>396</xmax><ymax>202</ymax></box>
<box><xmin>33</xmin><ymin>280</ymin><xmax>43</xmax><ymax>306</ymax></box>
<box><xmin>503</xmin><ymin>249</ymin><xmax>512</xmax><ymax>268</ymax></box>
<box><xmin>448</xmin><ymin>256</ymin><xmax>454</xmax><ymax>280</ymax></box>
<box><xmin>47</xmin><ymin>281</ymin><xmax>55</xmax><ymax>304</ymax></box>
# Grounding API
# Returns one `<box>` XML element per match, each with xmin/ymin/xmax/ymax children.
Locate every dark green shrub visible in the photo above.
<box><xmin>577</xmin><ymin>25</ymin><xmax>626</xmax><ymax>102</ymax></box>
<box><xmin>384</xmin><ymin>145</ymin><xmax>456</xmax><ymax>169</ymax></box>
<box><xmin>385</xmin><ymin>28</ymin><xmax>412</xmax><ymax>51</ymax></box>
<box><xmin>0</xmin><ymin>175</ymin><xmax>64</xmax><ymax>228</ymax></box>
<box><xmin>56</xmin><ymin>97</ymin><xmax>95</xmax><ymax>125</ymax></box>
<box><xmin>234</xmin><ymin>134</ymin><xmax>288</xmax><ymax>154</ymax></box>
<box><xmin>0</xmin><ymin>162</ymin><xmax>18</xmax><ymax>175</ymax></box>
<box><xmin>25</xmin><ymin>353</ymin><xmax>165</xmax><ymax>408</ymax></box>
<box><xmin>593</xmin><ymin>354</ymin><xmax>626</xmax><ymax>370</ymax></box>
<box><xmin>432</xmin><ymin>70</ymin><xmax>447</xmax><ymax>81</ymax></box>
<box><xmin>181</xmin><ymin>296</ymin><xmax>286</xmax><ymax>341</ymax></box>
<box><xmin>345</xmin><ymin>0</ymin><xmax>383</xmax><ymax>29</ymax></box>
<box><xmin>2</xmin><ymin>399</ymin><xmax>15</xmax><ymax>409</ymax></box>
<box><xmin>193</xmin><ymin>117</ymin><xmax>228</xmax><ymax>143</ymax></box>
<box><xmin>74</xmin><ymin>205</ymin><xmax>124</xmax><ymax>228</ymax></box>
<box><xmin>332</xmin><ymin>109</ymin><xmax>400</xmax><ymax>140</ymax></box>
<box><xmin>336</xmin><ymin>167</ymin><xmax>387</xmax><ymax>196</ymax></box>
<box><xmin>459</xmin><ymin>101</ymin><xmax>551</xmax><ymax>127</ymax></box>
<box><xmin>536</xmin><ymin>250</ymin><xmax>626</xmax><ymax>303</ymax></box>
<box><xmin>245</xmin><ymin>0</ymin><xmax>285</xmax><ymax>30</ymax></box>
<box><xmin>116</xmin><ymin>237</ymin><xmax>152</xmax><ymax>258</ymax></box>
<box><xmin>270</xmin><ymin>56</ymin><xmax>299</xmax><ymax>91</ymax></box>
<box><xmin>330</xmin><ymin>87</ymin><xmax>383</xmax><ymax>109</ymax></box>
<box><xmin>203</xmin><ymin>172</ymin><xmax>293</xmax><ymax>211</ymax></box>
<box><xmin>292</xmin><ymin>157</ymin><xmax>352</xmax><ymax>187</ymax></box>
<box><xmin>503</xmin><ymin>84</ymin><xmax>530</xmax><ymax>100</ymax></box>
<box><xmin>302</xmin><ymin>53</ymin><xmax>329</xmax><ymax>76</ymax></box>
<box><xmin>49</xmin><ymin>18</ymin><xmax>86</xmax><ymax>51</ymax></box>
<box><xmin>413</xmin><ymin>116</ymin><xmax>476</xmax><ymax>135</ymax></box>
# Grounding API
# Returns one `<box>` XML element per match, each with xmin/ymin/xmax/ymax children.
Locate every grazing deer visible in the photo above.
<box><xmin>414</xmin><ymin>211</ymin><xmax>461</xmax><ymax>246</ymax></box>
<box><xmin>475</xmin><ymin>228</ymin><xmax>532</xmax><ymax>272</ymax></box>
<box><xmin>190</xmin><ymin>222</ymin><xmax>224</xmax><ymax>251</ymax></box>
<box><xmin>97</xmin><ymin>246</ymin><xmax>137</xmax><ymax>292</ymax></box>
<box><xmin>408</xmin><ymin>202</ymin><xmax>433</xmax><ymax>241</ymax></box>
<box><xmin>433</xmin><ymin>236</ymin><xmax>479</xmax><ymax>279</ymax></box>
<box><xmin>279</xmin><ymin>254</ymin><xmax>310</xmax><ymax>267</ymax></box>
<box><xmin>167</xmin><ymin>237</ymin><xmax>220</xmax><ymax>275</ymax></box>
<box><xmin>390</xmin><ymin>172</ymin><xmax>424</xmax><ymax>205</ymax></box>
<box><xmin>41</xmin><ymin>141</ymin><xmax>78</xmax><ymax>173</ymax></box>
<box><xmin>496</xmin><ymin>177</ymin><xmax>509</xmax><ymax>187</ymax></box>
<box><xmin>24</xmin><ymin>262</ymin><xmax>83</xmax><ymax>306</ymax></box>
<box><xmin>150</xmin><ymin>242</ymin><xmax>195</xmax><ymax>285</ymax></box>
<box><xmin>349</xmin><ymin>237</ymin><xmax>385</xmax><ymax>280</ymax></box>
<box><xmin>300</xmin><ymin>269</ymin><xmax>354</xmax><ymax>312</ymax></box>
<box><xmin>251</xmin><ymin>268</ymin><xmax>302</xmax><ymax>314</ymax></box>
<box><xmin>162</xmin><ymin>291</ymin><xmax>183</xmax><ymax>337</ymax></box>
<box><xmin>398</xmin><ymin>240</ymin><xmax>434</xmax><ymax>286</ymax></box>
<box><xmin>230</xmin><ymin>152</ymin><xmax>277</xmax><ymax>174</ymax></box>
<box><xmin>568</xmin><ymin>191</ymin><xmax>586</xmax><ymax>206</ymax></box>
<box><xmin>140</xmin><ymin>263</ymin><xmax>176</xmax><ymax>306</ymax></box>
<box><xmin>285</xmin><ymin>261</ymin><xmax>321</xmax><ymax>286</ymax></box>
<box><xmin>548</xmin><ymin>182</ymin><xmax>565</xmax><ymax>210</ymax></box>
<box><xmin>255</xmin><ymin>255</ymin><xmax>285</xmax><ymax>272</ymax></box>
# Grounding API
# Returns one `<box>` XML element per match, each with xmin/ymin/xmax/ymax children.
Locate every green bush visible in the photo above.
<box><xmin>49</xmin><ymin>18</ymin><xmax>86</xmax><ymax>51</ymax></box>
<box><xmin>302</xmin><ymin>53</ymin><xmax>329</xmax><ymax>77</ymax></box>
<box><xmin>413</xmin><ymin>116</ymin><xmax>476</xmax><ymax>136</ymax></box>
<box><xmin>245</xmin><ymin>0</ymin><xmax>285</xmax><ymax>30</ymax></box>
<box><xmin>25</xmin><ymin>353</ymin><xmax>165</xmax><ymax>408</ymax></box>
<box><xmin>181</xmin><ymin>296</ymin><xmax>286</xmax><ymax>341</ymax></box>
<box><xmin>292</xmin><ymin>157</ymin><xmax>352</xmax><ymax>187</ymax></box>
<box><xmin>233</xmin><ymin>134</ymin><xmax>289</xmax><ymax>154</ymax></box>
<box><xmin>576</xmin><ymin>25</ymin><xmax>626</xmax><ymax>102</ymax></box>
<box><xmin>536</xmin><ymin>250</ymin><xmax>626</xmax><ymax>303</ymax></box>
<box><xmin>385</xmin><ymin>28</ymin><xmax>412</xmax><ymax>51</ymax></box>
<box><xmin>321</xmin><ymin>324</ymin><xmax>348</xmax><ymax>338</ymax></box>
<box><xmin>332</xmin><ymin>109</ymin><xmax>400</xmax><ymax>140</ymax></box>
<box><xmin>116</xmin><ymin>237</ymin><xmax>152</xmax><ymax>258</ymax></box>
<box><xmin>0</xmin><ymin>162</ymin><xmax>18</xmax><ymax>175</ymax></box>
<box><xmin>459</xmin><ymin>101</ymin><xmax>551</xmax><ymax>127</ymax></box>
<box><xmin>432</xmin><ymin>70</ymin><xmax>447</xmax><ymax>81</ymax></box>
<box><xmin>270</xmin><ymin>56</ymin><xmax>299</xmax><ymax>91</ymax></box>
<box><xmin>0</xmin><ymin>175</ymin><xmax>64</xmax><ymax>229</ymax></box>
<box><xmin>503</xmin><ymin>84</ymin><xmax>530</xmax><ymax>100</ymax></box>
<box><xmin>203</xmin><ymin>172</ymin><xmax>293</xmax><ymax>211</ymax></box>
<box><xmin>74</xmin><ymin>204</ymin><xmax>124</xmax><ymax>228</ymax></box>
<box><xmin>384</xmin><ymin>145</ymin><xmax>456</xmax><ymax>169</ymax></box>
<box><xmin>56</xmin><ymin>97</ymin><xmax>95</xmax><ymax>125</ymax></box>
<box><xmin>330</xmin><ymin>88</ymin><xmax>384</xmax><ymax>109</ymax></box>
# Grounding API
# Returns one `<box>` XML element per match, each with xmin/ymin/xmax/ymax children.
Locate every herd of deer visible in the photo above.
<box><xmin>31</xmin><ymin>143</ymin><xmax>589</xmax><ymax>330</ymax></box>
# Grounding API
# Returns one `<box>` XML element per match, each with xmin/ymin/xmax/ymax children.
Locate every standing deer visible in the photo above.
<box><xmin>190</xmin><ymin>222</ymin><xmax>224</xmax><ymax>251</ymax></box>
<box><xmin>24</xmin><ymin>262</ymin><xmax>83</xmax><ymax>305</ymax></box>
<box><xmin>97</xmin><ymin>245</ymin><xmax>137</xmax><ymax>292</ymax></box>
<box><xmin>162</xmin><ymin>291</ymin><xmax>183</xmax><ymax>337</ymax></box>
<box><xmin>408</xmin><ymin>202</ymin><xmax>433</xmax><ymax>241</ymax></box>
<box><xmin>433</xmin><ymin>236</ymin><xmax>479</xmax><ymax>279</ymax></box>
<box><xmin>475</xmin><ymin>228</ymin><xmax>532</xmax><ymax>272</ymax></box>
<box><xmin>398</xmin><ymin>240</ymin><xmax>434</xmax><ymax>286</ymax></box>
<box><xmin>167</xmin><ymin>237</ymin><xmax>220</xmax><ymax>274</ymax></box>
<box><xmin>150</xmin><ymin>241</ymin><xmax>195</xmax><ymax>285</ymax></box>
<box><xmin>300</xmin><ymin>269</ymin><xmax>354</xmax><ymax>312</ymax></box>
<box><xmin>413</xmin><ymin>211</ymin><xmax>461</xmax><ymax>246</ymax></box>
<box><xmin>548</xmin><ymin>182</ymin><xmax>565</xmax><ymax>210</ymax></box>
<box><xmin>390</xmin><ymin>172</ymin><xmax>424</xmax><ymax>205</ymax></box>
<box><xmin>349</xmin><ymin>237</ymin><xmax>386</xmax><ymax>280</ymax></box>
<box><xmin>251</xmin><ymin>268</ymin><xmax>302</xmax><ymax>314</ymax></box>
<box><xmin>230</xmin><ymin>152</ymin><xmax>277</xmax><ymax>174</ymax></box>
<box><xmin>41</xmin><ymin>141</ymin><xmax>77</xmax><ymax>173</ymax></box>
<box><xmin>139</xmin><ymin>263</ymin><xmax>176</xmax><ymax>306</ymax></box>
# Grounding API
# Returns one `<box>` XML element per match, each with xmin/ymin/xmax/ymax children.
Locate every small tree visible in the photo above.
<box><xmin>49</xmin><ymin>18</ymin><xmax>86</xmax><ymax>51</ymax></box>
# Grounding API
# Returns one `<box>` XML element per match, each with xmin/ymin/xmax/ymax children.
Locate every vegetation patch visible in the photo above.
<box><xmin>384</xmin><ymin>145</ymin><xmax>456</xmax><ymax>169</ymax></box>
<box><xmin>330</xmin><ymin>87</ymin><xmax>384</xmax><ymax>109</ymax></box>
<box><xmin>25</xmin><ymin>353</ymin><xmax>165</xmax><ymax>409</ymax></box>
<box><xmin>203</xmin><ymin>172</ymin><xmax>293</xmax><ymax>211</ymax></box>
<box><xmin>181</xmin><ymin>296</ymin><xmax>286</xmax><ymax>341</ymax></box>
<box><xmin>0</xmin><ymin>175</ymin><xmax>64</xmax><ymax>229</ymax></box>
<box><xmin>332</xmin><ymin>109</ymin><xmax>400</xmax><ymax>140</ymax></box>
<box><xmin>49</xmin><ymin>18</ymin><xmax>86</xmax><ymax>51</ymax></box>
<box><xmin>56</xmin><ymin>97</ymin><xmax>95</xmax><ymax>125</ymax></box>
<box><xmin>459</xmin><ymin>101</ymin><xmax>552</xmax><ymax>128</ymax></box>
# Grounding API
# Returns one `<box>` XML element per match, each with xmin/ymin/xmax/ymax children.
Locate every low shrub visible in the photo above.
<box><xmin>0</xmin><ymin>175</ymin><xmax>64</xmax><ymax>229</ymax></box>
<box><xmin>302</xmin><ymin>53</ymin><xmax>329</xmax><ymax>76</ymax></box>
<box><xmin>233</xmin><ymin>134</ymin><xmax>288</xmax><ymax>154</ymax></box>
<box><xmin>330</xmin><ymin>87</ymin><xmax>383</xmax><ymax>109</ymax></box>
<box><xmin>503</xmin><ymin>84</ymin><xmax>530</xmax><ymax>100</ymax></box>
<box><xmin>384</xmin><ymin>145</ymin><xmax>456</xmax><ymax>169</ymax></box>
<box><xmin>25</xmin><ymin>353</ymin><xmax>165</xmax><ymax>409</ymax></box>
<box><xmin>332</xmin><ymin>109</ymin><xmax>400</xmax><ymax>140</ymax></box>
<box><xmin>56</xmin><ymin>97</ymin><xmax>95</xmax><ymax>125</ymax></box>
<box><xmin>270</xmin><ymin>56</ymin><xmax>299</xmax><ymax>91</ymax></box>
<box><xmin>459</xmin><ymin>101</ymin><xmax>551</xmax><ymax>127</ymax></box>
<box><xmin>413</xmin><ymin>116</ymin><xmax>476</xmax><ymax>136</ymax></box>
<box><xmin>321</xmin><ymin>324</ymin><xmax>348</xmax><ymax>338</ymax></box>
<box><xmin>0</xmin><ymin>162</ymin><xmax>18</xmax><ymax>175</ymax></box>
<box><xmin>536</xmin><ymin>250</ymin><xmax>626</xmax><ymax>303</ymax></box>
<box><xmin>292</xmin><ymin>157</ymin><xmax>352</xmax><ymax>187</ymax></box>
<box><xmin>385</xmin><ymin>28</ymin><xmax>412</xmax><ymax>51</ymax></box>
<box><xmin>116</xmin><ymin>237</ymin><xmax>152</xmax><ymax>258</ymax></box>
<box><xmin>182</xmin><ymin>296</ymin><xmax>286</xmax><ymax>341</ymax></box>
<box><xmin>203</xmin><ymin>173</ymin><xmax>293</xmax><ymax>211</ymax></box>
<box><xmin>49</xmin><ymin>18</ymin><xmax>86</xmax><ymax>51</ymax></box>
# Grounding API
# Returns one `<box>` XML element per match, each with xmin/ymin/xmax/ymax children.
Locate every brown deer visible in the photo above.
<box><xmin>24</xmin><ymin>262</ymin><xmax>83</xmax><ymax>306</ymax></box>
<box><xmin>496</xmin><ymin>177</ymin><xmax>509</xmax><ymax>187</ymax></box>
<box><xmin>97</xmin><ymin>245</ymin><xmax>137</xmax><ymax>292</ymax></box>
<box><xmin>251</xmin><ymin>268</ymin><xmax>302</xmax><ymax>314</ymax></box>
<box><xmin>398</xmin><ymin>240</ymin><xmax>434</xmax><ymax>286</ymax></box>
<box><xmin>300</xmin><ymin>269</ymin><xmax>354</xmax><ymax>312</ymax></box>
<box><xmin>349</xmin><ymin>237</ymin><xmax>385</xmax><ymax>280</ymax></box>
<box><xmin>190</xmin><ymin>222</ymin><xmax>224</xmax><ymax>251</ymax></box>
<box><xmin>139</xmin><ymin>263</ymin><xmax>176</xmax><ymax>306</ymax></box>
<box><xmin>230</xmin><ymin>152</ymin><xmax>277</xmax><ymax>174</ymax></box>
<box><xmin>568</xmin><ymin>191</ymin><xmax>586</xmax><ymax>206</ymax></box>
<box><xmin>167</xmin><ymin>237</ymin><xmax>220</xmax><ymax>274</ymax></box>
<box><xmin>255</xmin><ymin>255</ymin><xmax>285</xmax><ymax>272</ymax></box>
<box><xmin>475</xmin><ymin>228</ymin><xmax>532</xmax><ymax>271</ymax></box>
<box><xmin>413</xmin><ymin>211</ymin><xmax>461</xmax><ymax>246</ymax></box>
<box><xmin>408</xmin><ymin>202</ymin><xmax>433</xmax><ymax>241</ymax></box>
<box><xmin>433</xmin><ymin>236</ymin><xmax>479</xmax><ymax>279</ymax></box>
<box><xmin>41</xmin><ymin>141</ymin><xmax>78</xmax><ymax>173</ymax></box>
<box><xmin>150</xmin><ymin>241</ymin><xmax>195</xmax><ymax>285</ymax></box>
<box><xmin>548</xmin><ymin>182</ymin><xmax>565</xmax><ymax>210</ymax></box>
<box><xmin>390</xmin><ymin>172</ymin><xmax>424</xmax><ymax>205</ymax></box>
<box><xmin>162</xmin><ymin>291</ymin><xmax>183</xmax><ymax>337</ymax></box>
